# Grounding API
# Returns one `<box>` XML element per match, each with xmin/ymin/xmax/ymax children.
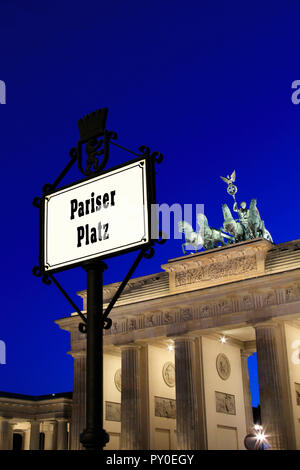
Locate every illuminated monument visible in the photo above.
<box><xmin>56</xmin><ymin>237</ymin><xmax>299</xmax><ymax>451</ymax></box>
<box><xmin>1</xmin><ymin>173</ymin><xmax>300</xmax><ymax>450</ymax></box>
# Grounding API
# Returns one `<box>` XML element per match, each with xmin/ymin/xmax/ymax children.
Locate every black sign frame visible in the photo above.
<box><xmin>39</xmin><ymin>155</ymin><xmax>156</xmax><ymax>275</ymax></box>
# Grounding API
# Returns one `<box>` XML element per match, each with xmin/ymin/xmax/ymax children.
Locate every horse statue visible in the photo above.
<box><xmin>222</xmin><ymin>199</ymin><xmax>273</xmax><ymax>242</ymax></box>
<box><xmin>248</xmin><ymin>199</ymin><xmax>273</xmax><ymax>242</ymax></box>
<box><xmin>197</xmin><ymin>213</ymin><xmax>233</xmax><ymax>249</ymax></box>
<box><xmin>178</xmin><ymin>221</ymin><xmax>204</xmax><ymax>254</ymax></box>
<box><xmin>222</xmin><ymin>203</ymin><xmax>245</xmax><ymax>241</ymax></box>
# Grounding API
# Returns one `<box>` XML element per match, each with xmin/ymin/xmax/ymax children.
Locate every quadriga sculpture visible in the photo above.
<box><xmin>178</xmin><ymin>221</ymin><xmax>203</xmax><ymax>254</ymax></box>
<box><xmin>178</xmin><ymin>215</ymin><xmax>232</xmax><ymax>254</ymax></box>
<box><xmin>221</xmin><ymin>199</ymin><xmax>273</xmax><ymax>243</ymax></box>
<box><xmin>178</xmin><ymin>170</ymin><xmax>273</xmax><ymax>255</ymax></box>
<box><xmin>196</xmin><ymin>213</ymin><xmax>233</xmax><ymax>249</ymax></box>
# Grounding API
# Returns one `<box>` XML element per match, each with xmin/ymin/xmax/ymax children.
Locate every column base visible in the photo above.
<box><xmin>80</xmin><ymin>428</ymin><xmax>109</xmax><ymax>450</ymax></box>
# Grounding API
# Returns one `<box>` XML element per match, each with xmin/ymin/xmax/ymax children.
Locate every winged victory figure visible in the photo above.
<box><xmin>220</xmin><ymin>170</ymin><xmax>236</xmax><ymax>186</ymax></box>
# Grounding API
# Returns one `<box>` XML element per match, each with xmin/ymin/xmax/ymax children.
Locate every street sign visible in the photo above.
<box><xmin>33</xmin><ymin>108</ymin><xmax>164</xmax><ymax>450</ymax></box>
<box><xmin>42</xmin><ymin>157</ymin><xmax>151</xmax><ymax>273</ymax></box>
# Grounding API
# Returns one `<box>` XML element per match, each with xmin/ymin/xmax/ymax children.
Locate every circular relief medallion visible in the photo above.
<box><xmin>162</xmin><ymin>362</ymin><xmax>175</xmax><ymax>388</ymax></box>
<box><xmin>114</xmin><ymin>368</ymin><xmax>121</xmax><ymax>392</ymax></box>
<box><xmin>216</xmin><ymin>353</ymin><xmax>231</xmax><ymax>380</ymax></box>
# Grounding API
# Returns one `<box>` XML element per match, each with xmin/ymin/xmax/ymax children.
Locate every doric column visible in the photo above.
<box><xmin>45</xmin><ymin>420</ymin><xmax>58</xmax><ymax>450</ymax></box>
<box><xmin>70</xmin><ymin>352</ymin><xmax>86</xmax><ymax>450</ymax></box>
<box><xmin>56</xmin><ymin>419</ymin><xmax>68</xmax><ymax>450</ymax></box>
<box><xmin>120</xmin><ymin>344</ymin><xmax>142</xmax><ymax>450</ymax></box>
<box><xmin>0</xmin><ymin>418</ymin><xmax>10</xmax><ymax>450</ymax></box>
<box><xmin>30</xmin><ymin>420</ymin><xmax>40</xmax><ymax>450</ymax></box>
<box><xmin>174</xmin><ymin>336</ymin><xmax>202</xmax><ymax>450</ymax></box>
<box><xmin>139</xmin><ymin>344</ymin><xmax>150</xmax><ymax>449</ymax></box>
<box><xmin>240</xmin><ymin>351</ymin><xmax>254</xmax><ymax>433</ymax></box>
<box><xmin>255</xmin><ymin>322</ymin><xmax>288</xmax><ymax>449</ymax></box>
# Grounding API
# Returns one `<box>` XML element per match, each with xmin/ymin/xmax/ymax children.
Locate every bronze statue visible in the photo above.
<box><xmin>220</xmin><ymin>171</ymin><xmax>273</xmax><ymax>243</ymax></box>
<box><xmin>178</xmin><ymin>170</ymin><xmax>273</xmax><ymax>254</ymax></box>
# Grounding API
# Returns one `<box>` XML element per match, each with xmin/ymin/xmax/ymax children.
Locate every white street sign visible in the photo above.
<box><xmin>43</xmin><ymin>158</ymin><xmax>150</xmax><ymax>272</ymax></box>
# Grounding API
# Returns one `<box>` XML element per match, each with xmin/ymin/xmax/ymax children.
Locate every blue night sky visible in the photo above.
<box><xmin>1</xmin><ymin>1</ymin><xmax>300</xmax><ymax>408</ymax></box>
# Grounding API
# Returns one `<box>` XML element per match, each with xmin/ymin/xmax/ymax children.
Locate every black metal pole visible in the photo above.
<box><xmin>80</xmin><ymin>261</ymin><xmax>109</xmax><ymax>450</ymax></box>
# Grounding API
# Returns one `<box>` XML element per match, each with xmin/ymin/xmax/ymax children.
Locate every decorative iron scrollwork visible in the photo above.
<box><xmin>150</xmin><ymin>151</ymin><xmax>163</xmax><ymax>164</ymax></box>
<box><xmin>32</xmin><ymin>265</ymin><xmax>51</xmax><ymax>285</ymax></box>
<box><xmin>32</xmin><ymin>197</ymin><xmax>41</xmax><ymax>208</ymax></box>
<box><xmin>42</xmin><ymin>183</ymin><xmax>53</xmax><ymax>194</ymax></box>
<box><xmin>79</xmin><ymin>323</ymin><xmax>87</xmax><ymax>334</ymax></box>
<box><xmin>143</xmin><ymin>246</ymin><xmax>155</xmax><ymax>259</ymax></box>
<box><xmin>138</xmin><ymin>146</ymin><xmax>163</xmax><ymax>165</ymax></box>
<box><xmin>139</xmin><ymin>145</ymin><xmax>151</xmax><ymax>156</ymax></box>
<box><xmin>103</xmin><ymin>317</ymin><xmax>112</xmax><ymax>330</ymax></box>
<box><xmin>32</xmin><ymin>265</ymin><xmax>41</xmax><ymax>277</ymax></box>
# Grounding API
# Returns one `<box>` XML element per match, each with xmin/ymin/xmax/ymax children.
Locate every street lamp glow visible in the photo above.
<box><xmin>168</xmin><ymin>344</ymin><xmax>173</xmax><ymax>351</ymax></box>
<box><xmin>220</xmin><ymin>336</ymin><xmax>227</xmax><ymax>344</ymax></box>
<box><xmin>256</xmin><ymin>431</ymin><xmax>266</xmax><ymax>441</ymax></box>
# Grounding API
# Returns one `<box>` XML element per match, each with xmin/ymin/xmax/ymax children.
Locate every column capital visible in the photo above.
<box><xmin>253</xmin><ymin>320</ymin><xmax>279</xmax><ymax>330</ymax></box>
<box><xmin>119</xmin><ymin>343</ymin><xmax>141</xmax><ymax>351</ymax></box>
<box><xmin>240</xmin><ymin>350</ymin><xmax>253</xmax><ymax>359</ymax></box>
<box><xmin>55</xmin><ymin>417</ymin><xmax>68</xmax><ymax>423</ymax></box>
<box><xmin>171</xmin><ymin>335</ymin><xmax>198</xmax><ymax>343</ymax></box>
<box><xmin>46</xmin><ymin>420</ymin><xmax>58</xmax><ymax>426</ymax></box>
<box><xmin>69</xmin><ymin>350</ymin><xmax>86</xmax><ymax>358</ymax></box>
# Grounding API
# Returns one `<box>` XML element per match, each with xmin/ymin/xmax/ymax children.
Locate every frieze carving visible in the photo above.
<box><xmin>218</xmin><ymin>300</ymin><xmax>232</xmax><ymax>314</ymax></box>
<box><xmin>127</xmin><ymin>319</ymin><xmax>136</xmax><ymax>331</ymax></box>
<box><xmin>102</xmin><ymin>283</ymin><xmax>300</xmax><ymax>337</ymax></box>
<box><xmin>155</xmin><ymin>397</ymin><xmax>176</xmax><ymax>419</ymax></box>
<box><xmin>175</xmin><ymin>255</ymin><xmax>257</xmax><ymax>287</ymax></box>
<box><xmin>105</xmin><ymin>401</ymin><xmax>121</xmax><ymax>422</ymax></box>
<box><xmin>180</xmin><ymin>308</ymin><xmax>193</xmax><ymax>321</ymax></box>
<box><xmin>262</xmin><ymin>291</ymin><xmax>277</xmax><ymax>307</ymax></box>
<box><xmin>163</xmin><ymin>312</ymin><xmax>175</xmax><ymax>324</ymax></box>
<box><xmin>111</xmin><ymin>321</ymin><xmax>120</xmax><ymax>335</ymax></box>
<box><xmin>145</xmin><ymin>314</ymin><xmax>158</xmax><ymax>327</ymax></box>
<box><xmin>240</xmin><ymin>295</ymin><xmax>254</xmax><ymax>310</ymax></box>
<box><xmin>215</xmin><ymin>392</ymin><xmax>236</xmax><ymax>415</ymax></box>
<box><xmin>199</xmin><ymin>305</ymin><xmax>211</xmax><ymax>318</ymax></box>
<box><xmin>285</xmin><ymin>286</ymin><xmax>299</xmax><ymax>302</ymax></box>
